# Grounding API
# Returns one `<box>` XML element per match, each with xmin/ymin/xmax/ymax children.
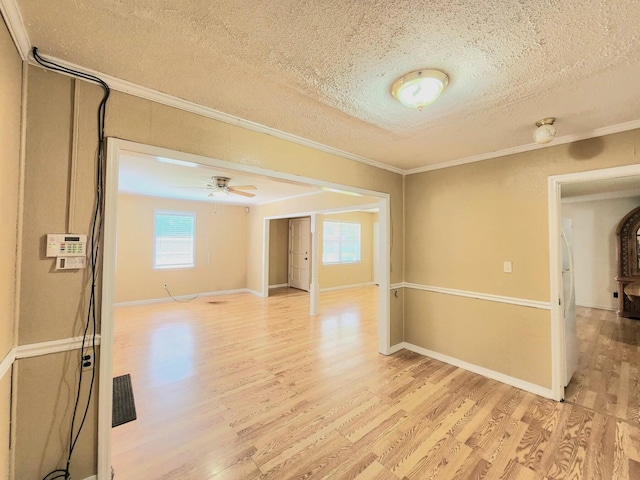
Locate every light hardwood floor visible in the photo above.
<box><xmin>112</xmin><ymin>287</ymin><xmax>640</xmax><ymax>479</ymax></box>
<box><xmin>565</xmin><ymin>306</ymin><xmax>640</xmax><ymax>428</ymax></box>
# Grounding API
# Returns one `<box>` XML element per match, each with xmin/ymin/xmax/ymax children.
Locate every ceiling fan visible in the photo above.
<box><xmin>203</xmin><ymin>176</ymin><xmax>257</xmax><ymax>198</ymax></box>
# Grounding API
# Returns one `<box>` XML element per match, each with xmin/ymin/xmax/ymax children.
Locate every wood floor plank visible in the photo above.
<box><xmin>111</xmin><ymin>292</ymin><xmax>640</xmax><ymax>479</ymax></box>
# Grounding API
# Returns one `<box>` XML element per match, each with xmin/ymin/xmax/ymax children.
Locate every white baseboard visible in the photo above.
<box><xmin>245</xmin><ymin>288</ymin><xmax>266</xmax><ymax>298</ymax></box>
<box><xmin>320</xmin><ymin>282</ymin><xmax>375</xmax><ymax>293</ymax></box>
<box><xmin>269</xmin><ymin>283</ymin><xmax>289</xmax><ymax>289</ymax></box>
<box><xmin>114</xmin><ymin>288</ymin><xmax>249</xmax><ymax>307</ymax></box>
<box><xmin>401</xmin><ymin>342</ymin><xmax>554</xmax><ymax>399</ymax></box>
<box><xmin>387</xmin><ymin>343</ymin><xmax>405</xmax><ymax>354</ymax></box>
<box><xmin>576</xmin><ymin>303</ymin><xmax>616</xmax><ymax>312</ymax></box>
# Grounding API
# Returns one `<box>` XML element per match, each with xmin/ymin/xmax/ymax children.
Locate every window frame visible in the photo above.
<box><xmin>322</xmin><ymin>220</ymin><xmax>362</xmax><ymax>265</ymax></box>
<box><xmin>153</xmin><ymin>209</ymin><xmax>196</xmax><ymax>270</ymax></box>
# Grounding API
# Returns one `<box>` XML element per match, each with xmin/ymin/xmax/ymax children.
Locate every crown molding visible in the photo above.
<box><xmin>0</xmin><ymin>0</ymin><xmax>30</xmax><ymax>60</ymax></box>
<box><xmin>27</xmin><ymin>52</ymin><xmax>405</xmax><ymax>176</ymax></box>
<box><xmin>405</xmin><ymin>118</ymin><xmax>640</xmax><ymax>175</ymax></box>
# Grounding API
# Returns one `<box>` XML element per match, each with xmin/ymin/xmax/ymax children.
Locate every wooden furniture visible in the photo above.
<box><xmin>616</xmin><ymin>205</ymin><xmax>640</xmax><ymax>319</ymax></box>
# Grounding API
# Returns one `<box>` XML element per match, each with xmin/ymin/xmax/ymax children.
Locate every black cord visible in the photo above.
<box><xmin>33</xmin><ymin>47</ymin><xmax>110</xmax><ymax>480</ymax></box>
<box><xmin>164</xmin><ymin>284</ymin><xmax>199</xmax><ymax>302</ymax></box>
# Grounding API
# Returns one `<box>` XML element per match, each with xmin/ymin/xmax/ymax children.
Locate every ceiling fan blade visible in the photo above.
<box><xmin>229</xmin><ymin>185</ymin><xmax>257</xmax><ymax>190</ymax></box>
<box><xmin>229</xmin><ymin>188</ymin><xmax>255</xmax><ymax>197</ymax></box>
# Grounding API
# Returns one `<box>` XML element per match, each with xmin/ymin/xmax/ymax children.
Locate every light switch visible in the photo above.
<box><xmin>503</xmin><ymin>261</ymin><xmax>513</xmax><ymax>273</ymax></box>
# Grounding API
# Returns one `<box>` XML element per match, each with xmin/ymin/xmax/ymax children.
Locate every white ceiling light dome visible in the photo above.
<box><xmin>391</xmin><ymin>69</ymin><xmax>449</xmax><ymax>110</ymax></box>
<box><xmin>533</xmin><ymin>117</ymin><xmax>557</xmax><ymax>144</ymax></box>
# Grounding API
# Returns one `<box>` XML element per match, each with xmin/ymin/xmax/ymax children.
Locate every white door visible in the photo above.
<box><xmin>562</xmin><ymin>217</ymin><xmax>578</xmax><ymax>386</ymax></box>
<box><xmin>373</xmin><ymin>222</ymin><xmax>379</xmax><ymax>285</ymax></box>
<box><xmin>289</xmin><ymin>218</ymin><xmax>310</xmax><ymax>291</ymax></box>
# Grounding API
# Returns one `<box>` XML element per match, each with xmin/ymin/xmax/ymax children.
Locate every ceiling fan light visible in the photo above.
<box><xmin>211</xmin><ymin>189</ymin><xmax>229</xmax><ymax>198</ymax></box>
<box><xmin>391</xmin><ymin>69</ymin><xmax>449</xmax><ymax>110</ymax></box>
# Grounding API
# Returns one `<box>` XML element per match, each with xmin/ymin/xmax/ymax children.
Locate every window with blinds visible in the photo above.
<box><xmin>154</xmin><ymin>210</ymin><xmax>196</xmax><ymax>269</ymax></box>
<box><xmin>322</xmin><ymin>221</ymin><xmax>361</xmax><ymax>264</ymax></box>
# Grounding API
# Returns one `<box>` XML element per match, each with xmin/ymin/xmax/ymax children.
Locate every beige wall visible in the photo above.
<box><xmin>317</xmin><ymin>211</ymin><xmax>375</xmax><ymax>289</ymax></box>
<box><xmin>0</xmin><ymin>15</ymin><xmax>22</xmax><ymax>480</ymax></box>
<box><xmin>115</xmin><ymin>194</ymin><xmax>247</xmax><ymax>303</ymax></box>
<box><xmin>15</xmin><ymin>352</ymin><xmax>97</xmax><ymax>480</ymax></box>
<box><xmin>16</xmin><ymin>65</ymin><xmax>404</xmax><ymax>479</ymax></box>
<box><xmin>0</xmin><ymin>374</ymin><xmax>9</xmax><ymax>480</ymax></box>
<box><xmin>562</xmin><ymin>197</ymin><xmax>640</xmax><ymax>310</ymax></box>
<box><xmin>405</xmin><ymin>129</ymin><xmax>640</xmax><ymax>389</ymax></box>
<box><xmin>268</xmin><ymin>218</ymin><xmax>289</xmax><ymax>286</ymax></box>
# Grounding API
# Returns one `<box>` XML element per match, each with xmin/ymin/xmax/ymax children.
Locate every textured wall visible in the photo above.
<box><xmin>16</xmin><ymin>64</ymin><xmax>404</xmax><ymax>479</ymax></box>
<box><xmin>0</xmin><ymin>15</ymin><xmax>22</xmax><ymax>480</ymax></box>
<box><xmin>115</xmin><ymin>194</ymin><xmax>247</xmax><ymax>303</ymax></box>
<box><xmin>268</xmin><ymin>218</ymin><xmax>289</xmax><ymax>286</ymax></box>
<box><xmin>0</xmin><ymin>16</ymin><xmax>21</xmax><ymax>368</ymax></box>
<box><xmin>405</xmin><ymin>129</ymin><xmax>640</xmax><ymax>388</ymax></box>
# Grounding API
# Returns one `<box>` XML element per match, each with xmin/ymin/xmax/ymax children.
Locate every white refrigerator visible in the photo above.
<box><xmin>562</xmin><ymin>217</ymin><xmax>578</xmax><ymax>386</ymax></box>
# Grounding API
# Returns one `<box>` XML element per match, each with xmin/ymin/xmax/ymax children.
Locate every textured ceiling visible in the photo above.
<box><xmin>15</xmin><ymin>0</ymin><xmax>640</xmax><ymax>170</ymax></box>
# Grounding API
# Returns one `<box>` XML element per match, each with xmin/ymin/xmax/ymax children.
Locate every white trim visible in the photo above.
<box><xmin>576</xmin><ymin>303</ymin><xmax>616</xmax><ymax>312</ymax></box>
<box><xmin>387</xmin><ymin>343</ymin><xmax>405</xmax><ymax>355</ymax></box>
<box><xmin>97</xmin><ymin>138</ymin><xmax>121</xmax><ymax>480</ymax></box>
<box><xmin>81</xmin><ymin>476</ymin><xmax>97</xmax><ymax>480</ymax></box>
<box><xmin>15</xmin><ymin>335</ymin><xmax>101</xmax><ymax>359</ymax></box>
<box><xmin>114</xmin><ymin>288</ymin><xmax>248</xmax><ymax>307</ymax></box>
<box><xmin>390</xmin><ymin>283</ymin><xmax>404</xmax><ymax>290</ymax></box>
<box><xmin>269</xmin><ymin>283</ymin><xmax>289</xmax><ymax>289</ymax></box>
<box><xmin>401</xmin><ymin>342</ymin><xmax>554</xmax><ymax>399</ymax></box>
<box><xmin>0</xmin><ymin>347</ymin><xmax>16</xmax><ymax>380</ymax></box>
<box><xmin>402</xmin><ymin>282</ymin><xmax>551</xmax><ymax>310</ymax></box>
<box><xmin>0</xmin><ymin>0</ymin><xmax>30</xmax><ymax>60</ymax></box>
<box><xmin>28</xmin><ymin>54</ymin><xmax>403</xmax><ymax>176</ymax></box>
<box><xmin>319</xmin><ymin>282</ymin><xmax>375</xmax><ymax>293</ymax></box>
<box><xmin>377</xmin><ymin>195</ymin><xmax>391</xmax><ymax>355</ymax></box>
<box><xmin>406</xmin><ymin>118</ymin><xmax>640</xmax><ymax>175</ymax></box>
<box><xmin>548</xmin><ymin>163</ymin><xmax>640</xmax><ymax>402</ymax></box>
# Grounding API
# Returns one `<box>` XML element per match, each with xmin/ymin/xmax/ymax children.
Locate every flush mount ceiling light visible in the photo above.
<box><xmin>533</xmin><ymin>117</ymin><xmax>557</xmax><ymax>144</ymax></box>
<box><xmin>391</xmin><ymin>69</ymin><xmax>449</xmax><ymax>110</ymax></box>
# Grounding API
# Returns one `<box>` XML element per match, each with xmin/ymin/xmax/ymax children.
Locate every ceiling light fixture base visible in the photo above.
<box><xmin>391</xmin><ymin>69</ymin><xmax>449</xmax><ymax>110</ymax></box>
<box><xmin>534</xmin><ymin>117</ymin><xmax>557</xmax><ymax>144</ymax></box>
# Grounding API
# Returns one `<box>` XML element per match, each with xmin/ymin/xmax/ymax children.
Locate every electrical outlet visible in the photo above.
<box><xmin>82</xmin><ymin>350</ymin><xmax>93</xmax><ymax>371</ymax></box>
<box><xmin>613</xmin><ymin>291</ymin><xmax>619</xmax><ymax>298</ymax></box>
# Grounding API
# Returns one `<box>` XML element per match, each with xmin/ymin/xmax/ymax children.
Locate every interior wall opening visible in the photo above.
<box><xmin>98</xmin><ymin>138</ymin><xmax>391</xmax><ymax>479</ymax></box>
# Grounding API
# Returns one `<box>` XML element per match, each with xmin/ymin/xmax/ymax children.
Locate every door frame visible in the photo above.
<box><xmin>98</xmin><ymin>138</ymin><xmax>392</xmax><ymax>479</ymax></box>
<box><xmin>548</xmin><ymin>163</ymin><xmax>640</xmax><ymax>401</ymax></box>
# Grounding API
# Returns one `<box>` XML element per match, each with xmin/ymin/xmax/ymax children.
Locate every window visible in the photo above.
<box><xmin>322</xmin><ymin>221</ymin><xmax>361</xmax><ymax>264</ymax></box>
<box><xmin>154</xmin><ymin>210</ymin><xmax>195</xmax><ymax>269</ymax></box>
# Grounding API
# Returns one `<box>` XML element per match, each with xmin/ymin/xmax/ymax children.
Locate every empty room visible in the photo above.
<box><xmin>1</xmin><ymin>1</ymin><xmax>640</xmax><ymax>480</ymax></box>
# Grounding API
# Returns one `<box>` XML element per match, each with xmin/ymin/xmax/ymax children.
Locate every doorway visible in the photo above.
<box><xmin>549</xmin><ymin>163</ymin><xmax>640</xmax><ymax>401</ymax></box>
<box><xmin>288</xmin><ymin>217</ymin><xmax>311</xmax><ymax>291</ymax></box>
<box><xmin>98</xmin><ymin>138</ymin><xmax>393</xmax><ymax>479</ymax></box>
